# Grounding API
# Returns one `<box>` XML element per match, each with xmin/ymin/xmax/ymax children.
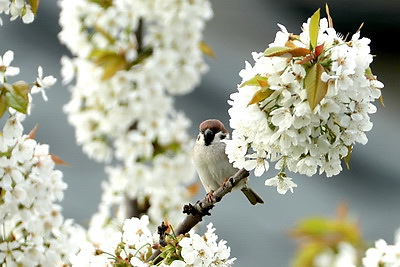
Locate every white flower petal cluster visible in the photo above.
<box><xmin>73</xmin><ymin>218</ymin><xmax>235</xmax><ymax>267</ymax></box>
<box><xmin>0</xmin><ymin>0</ymin><xmax>35</xmax><ymax>25</ymax></box>
<box><xmin>362</xmin><ymin>237</ymin><xmax>400</xmax><ymax>267</ymax></box>
<box><xmin>59</xmin><ymin>0</ymin><xmax>212</xmax><ymax>94</ymax></box>
<box><xmin>72</xmin><ymin>216</ymin><xmax>154</xmax><ymax>267</ymax></box>
<box><xmin>59</xmin><ymin>0</ymin><xmax>213</xmax><ymax>252</ymax></box>
<box><xmin>0</xmin><ymin>114</ymin><xmax>86</xmax><ymax>266</ymax></box>
<box><xmin>225</xmin><ymin>16</ymin><xmax>383</xmax><ymax>194</ymax></box>
<box><xmin>176</xmin><ymin>223</ymin><xmax>236</xmax><ymax>267</ymax></box>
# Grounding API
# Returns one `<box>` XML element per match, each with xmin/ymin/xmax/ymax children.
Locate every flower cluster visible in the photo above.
<box><xmin>0</xmin><ymin>113</ymin><xmax>86</xmax><ymax>265</ymax></box>
<box><xmin>173</xmin><ymin>223</ymin><xmax>236</xmax><ymax>267</ymax></box>
<box><xmin>59</xmin><ymin>0</ymin><xmax>213</xmax><ymax>252</ymax></box>
<box><xmin>362</xmin><ymin>233</ymin><xmax>400</xmax><ymax>267</ymax></box>
<box><xmin>314</xmin><ymin>227</ymin><xmax>400</xmax><ymax>267</ymax></box>
<box><xmin>0</xmin><ymin>48</ymin><xmax>85</xmax><ymax>265</ymax></box>
<box><xmin>0</xmin><ymin>0</ymin><xmax>37</xmax><ymax>25</ymax></box>
<box><xmin>72</xmin><ymin>216</ymin><xmax>235</xmax><ymax>267</ymax></box>
<box><xmin>224</xmin><ymin>9</ymin><xmax>383</xmax><ymax>194</ymax></box>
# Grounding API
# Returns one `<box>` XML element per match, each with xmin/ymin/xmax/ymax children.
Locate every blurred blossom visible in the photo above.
<box><xmin>58</xmin><ymin>0</ymin><xmax>214</xmax><ymax>262</ymax></box>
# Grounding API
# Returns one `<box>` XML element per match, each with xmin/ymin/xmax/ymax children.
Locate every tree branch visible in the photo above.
<box><xmin>148</xmin><ymin>168</ymin><xmax>249</xmax><ymax>263</ymax></box>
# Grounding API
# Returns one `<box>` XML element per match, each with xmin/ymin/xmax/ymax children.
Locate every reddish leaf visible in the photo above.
<box><xmin>297</xmin><ymin>54</ymin><xmax>314</xmax><ymax>65</ymax></box>
<box><xmin>187</xmin><ymin>182</ymin><xmax>200</xmax><ymax>197</ymax></box>
<box><xmin>325</xmin><ymin>4</ymin><xmax>334</xmax><ymax>28</ymax></box>
<box><xmin>315</xmin><ymin>43</ymin><xmax>325</xmax><ymax>58</ymax></box>
<box><xmin>50</xmin><ymin>154</ymin><xmax>69</xmax><ymax>166</ymax></box>
<box><xmin>257</xmin><ymin>78</ymin><xmax>269</xmax><ymax>88</ymax></box>
<box><xmin>28</xmin><ymin>124</ymin><xmax>39</xmax><ymax>139</ymax></box>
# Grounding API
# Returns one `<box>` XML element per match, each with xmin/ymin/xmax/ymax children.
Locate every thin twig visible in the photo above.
<box><xmin>148</xmin><ymin>168</ymin><xmax>249</xmax><ymax>263</ymax></box>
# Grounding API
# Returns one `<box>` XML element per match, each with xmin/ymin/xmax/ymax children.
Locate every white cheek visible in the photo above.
<box><xmin>195</xmin><ymin>134</ymin><xmax>205</xmax><ymax>145</ymax></box>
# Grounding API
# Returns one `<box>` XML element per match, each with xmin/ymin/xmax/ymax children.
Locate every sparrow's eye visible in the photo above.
<box><xmin>220</xmin><ymin>133</ymin><xmax>226</xmax><ymax>140</ymax></box>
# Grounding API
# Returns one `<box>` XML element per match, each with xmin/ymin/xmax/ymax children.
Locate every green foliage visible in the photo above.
<box><xmin>0</xmin><ymin>81</ymin><xmax>30</xmax><ymax>117</ymax></box>
<box><xmin>264</xmin><ymin>46</ymin><xmax>311</xmax><ymax>57</ymax></box>
<box><xmin>240</xmin><ymin>74</ymin><xmax>267</xmax><ymax>88</ymax></box>
<box><xmin>90</xmin><ymin>0</ymin><xmax>113</xmax><ymax>8</ymax></box>
<box><xmin>239</xmin><ymin>75</ymin><xmax>274</xmax><ymax>106</ymax></box>
<box><xmin>309</xmin><ymin>9</ymin><xmax>320</xmax><ymax>50</ymax></box>
<box><xmin>291</xmin><ymin>203</ymin><xmax>366</xmax><ymax>267</ymax></box>
<box><xmin>304</xmin><ymin>63</ymin><xmax>328</xmax><ymax>111</ymax></box>
<box><xmin>248</xmin><ymin>88</ymin><xmax>274</xmax><ymax>106</ymax></box>
<box><xmin>89</xmin><ymin>50</ymin><xmax>128</xmax><ymax>80</ymax></box>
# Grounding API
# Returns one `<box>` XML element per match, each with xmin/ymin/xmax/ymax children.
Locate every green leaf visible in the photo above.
<box><xmin>304</xmin><ymin>63</ymin><xmax>328</xmax><ymax>110</ymax></box>
<box><xmin>264</xmin><ymin>46</ymin><xmax>311</xmax><ymax>57</ymax></box>
<box><xmin>309</xmin><ymin>8</ymin><xmax>320</xmax><ymax>49</ymax></box>
<box><xmin>29</xmin><ymin>0</ymin><xmax>40</xmax><ymax>14</ymax></box>
<box><xmin>0</xmin><ymin>94</ymin><xmax>7</xmax><ymax>118</ymax></box>
<box><xmin>240</xmin><ymin>74</ymin><xmax>268</xmax><ymax>88</ymax></box>
<box><xmin>264</xmin><ymin>46</ymin><xmax>291</xmax><ymax>57</ymax></box>
<box><xmin>89</xmin><ymin>50</ymin><xmax>127</xmax><ymax>80</ymax></box>
<box><xmin>5</xmin><ymin>90</ymin><xmax>28</xmax><ymax>114</ymax></box>
<box><xmin>12</xmin><ymin>81</ymin><xmax>30</xmax><ymax>102</ymax></box>
<box><xmin>1</xmin><ymin>82</ymin><xmax>30</xmax><ymax>114</ymax></box>
<box><xmin>295</xmin><ymin>217</ymin><xmax>332</xmax><ymax>236</ymax></box>
<box><xmin>90</xmin><ymin>0</ymin><xmax>113</xmax><ymax>8</ymax></box>
<box><xmin>247</xmin><ymin>88</ymin><xmax>274</xmax><ymax>106</ymax></box>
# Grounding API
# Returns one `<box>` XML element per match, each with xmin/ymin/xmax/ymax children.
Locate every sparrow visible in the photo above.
<box><xmin>193</xmin><ymin>119</ymin><xmax>264</xmax><ymax>205</ymax></box>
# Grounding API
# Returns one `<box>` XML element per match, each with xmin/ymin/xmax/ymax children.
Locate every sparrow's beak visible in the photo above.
<box><xmin>204</xmin><ymin>129</ymin><xmax>214</xmax><ymax>146</ymax></box>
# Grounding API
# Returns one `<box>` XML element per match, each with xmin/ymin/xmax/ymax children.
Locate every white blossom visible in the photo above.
<box><xmin>314</xmin><ymin>242</ymin><xmax>357</xmax><ymax>267</ymax></box>
<box><xmin>225</xmin><ymin>15</ymin><xmax>383</xmax><ymax>191</ymax></box>
<box><xmin>362</xmin><ymin>237</ymin><xmax>400</xmax><ymax>267</ymax></box>
<box><xmin>178</xmin><ymin>223</ymin><xmax>236</xmax><ymax>267</ymax></box>
<box><xmin>0</xmin><ymin>0</ymin><xmax>35</xmax><ymax>24</ymax></box>
<box><xmin>0</xmin><ymin>50</ymin><xmax>19</xmax><ymax>82</ymax></box>
<box><xmin>58</xmin><ymin>0</ymin><xmax>213</xmax><ymax>245</ymax></box>
<box><xmin>265</xmin><ymin>173</ymin><xmax>297</xmax><ymax>194</ymax></box>
<box><xmin>31</xmin><ymin>66</ymin><xmax>57</xmax><ymax>101</ymax></box>
<box><xmin>0</xmin><ymin>115</ymin><xmax>86</xmax><ymax>266</ymax></box>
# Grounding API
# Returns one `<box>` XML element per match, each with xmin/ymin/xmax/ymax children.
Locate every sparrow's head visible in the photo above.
<box><xmin>197</xmin><ymin>119</ymin><xmax>229</xmax><ymax>146</ymax></box>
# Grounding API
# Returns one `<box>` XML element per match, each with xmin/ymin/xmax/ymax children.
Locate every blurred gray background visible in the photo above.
<box><xmin>1</xmin><ymin>0</ymin><xmax>399</xmax><ymax>266</ymax></box>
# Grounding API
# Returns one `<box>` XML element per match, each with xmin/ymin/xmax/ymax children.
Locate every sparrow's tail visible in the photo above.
<box><xmin>241</xmin><ymin>187</ymin><xmax>264</xmax><ymax>205</ymax></box>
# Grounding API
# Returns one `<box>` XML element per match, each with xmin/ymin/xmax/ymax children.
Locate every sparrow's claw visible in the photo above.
<box><xmin>206</xmin><ymin>191</ymin><xmax>215</xmax><ymax>203</ymax></box>
<box><xmin>221</xmin><ymin>178</ymin><xmax>232</xmax><ymax>189</ymax></box>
